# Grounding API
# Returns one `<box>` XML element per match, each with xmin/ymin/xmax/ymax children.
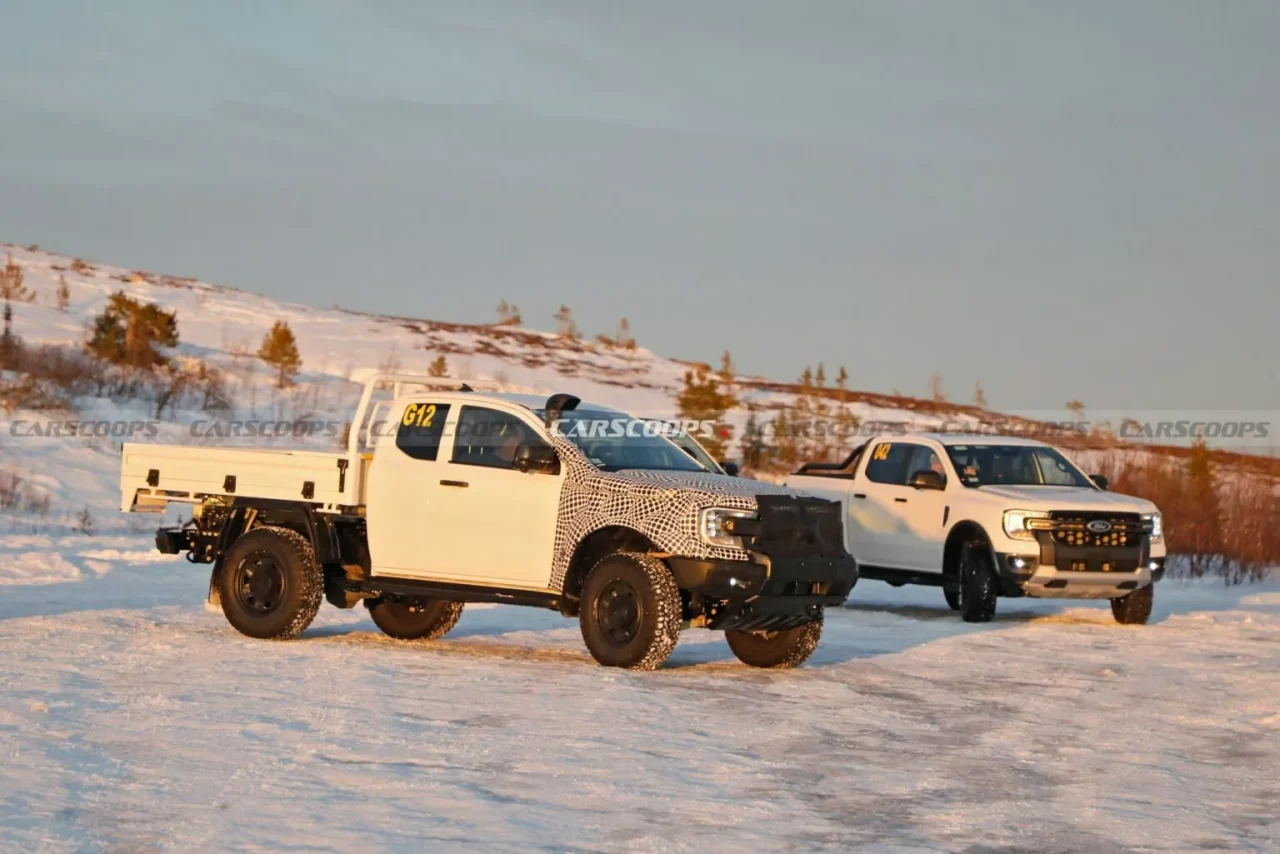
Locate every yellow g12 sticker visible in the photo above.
<box><xmin>402</xmin><ymin>403</ymin><xmax>438</xmax><ymax>427</ymax></box>
<box><xmin>873</xmin><ymin>443</ymin><xmax>892</xmax><ymax>461</ymax></box>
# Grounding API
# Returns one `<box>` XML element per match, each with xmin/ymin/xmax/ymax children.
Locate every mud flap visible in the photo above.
<box><xmin>204</xmin><ymin>563</ymin><xmax>223</xmax><ymax>613</ymax></box>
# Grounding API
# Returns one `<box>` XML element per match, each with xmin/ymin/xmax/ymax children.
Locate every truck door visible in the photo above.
<box><xmin>366</xmin><ymin>399</ymin><xmax>455</xmax><ymax>577</ymax></box>
<box><xmin>898</xmin><ymin>445</ymin><xmax>950</xmax><ymax>573</ymax></box>
<box><xmin>850</xmin><ymin>441</ymin><xmax>917</xmax><ymax>569</ymax></box>
<box><xmin>430</xmin><ymin>405</ymin><xmax>563</xmax><ymax>589</ymax></box>
<box><xmin>853</xmin><ymin>441</ymin><xmax>948</xmax><ymax>572</ymax></box>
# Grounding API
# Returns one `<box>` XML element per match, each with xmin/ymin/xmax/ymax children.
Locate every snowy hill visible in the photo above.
<box><xmin>0</xmin><ymin>243</ymin><xmax>988</xmax><ymax>529</ymax></box>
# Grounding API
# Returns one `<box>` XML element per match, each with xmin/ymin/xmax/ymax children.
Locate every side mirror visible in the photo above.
<box><xmin>719</xmin><ymin>461</ymin><xmax>740</xmax><ymax>477</ymax></box>
<box><xmin>909</xmin><ymin>470</ymin><xmax>946</xmax><ymax>491</ymax></box>
<box><xmin>513</xmin><ymin>444</ymin><xmax>560</xmax><ymax>475</ymax></box>
<box><xmin>1090</xmin><ymin>474</ymin><xmax>1109</xmax><ymax>491</ymax></box>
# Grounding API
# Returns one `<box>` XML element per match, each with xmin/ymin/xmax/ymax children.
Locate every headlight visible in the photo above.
<box><xmin>1003</xmin><ymin>509</ymin><xmax>1049</xmax><ymax>541</ymax></box>
<box><xmin>699</xmin><ymin>507</ymin><xmax>755</xmax><ymax>549</ymax></box>
<box><xmin>1143</xmin><ymin>512</ymin><xmax>1163</xmax><ymax>542</ymax></box>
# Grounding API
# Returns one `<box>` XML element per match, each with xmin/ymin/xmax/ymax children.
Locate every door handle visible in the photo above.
<box><xmin>440</xmin><ymin>480</ymin><xmax>469</xmax><ymax>488</ymax></box>
<box><xmin>894</xmin><ymin>497</ymin><xmax>908</xmax><ymax>504</ymax></box>
<box><xmin>852</xmin><ymin>493</ymin><xmax>867</xmax><ymax>499</ymax></box>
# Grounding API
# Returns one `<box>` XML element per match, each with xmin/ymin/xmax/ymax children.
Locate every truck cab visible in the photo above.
<box><xmin>785</xmin><ymin>434</ymin><xmax>1165</xmax><ymax>624</ymax></box>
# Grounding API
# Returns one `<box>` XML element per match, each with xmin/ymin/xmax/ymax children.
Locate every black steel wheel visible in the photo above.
<box><xmin>725</xmin><ymin>610</ymin><xmax>824</xmax><ymax>669</ymax></box>
<box><xmin>366</xmin><ymin>597</ymin><xmax>464</xmax><ymax>640</ymax></box>
<box><xmin>217</xmin><ymin>527</ymin><xmax>323</xmax><ymax>640</ymax></box>
<box><xmin>579</xmin><ymin>552</ymin><xmax>681</xmax><ymax>670</ymax></box>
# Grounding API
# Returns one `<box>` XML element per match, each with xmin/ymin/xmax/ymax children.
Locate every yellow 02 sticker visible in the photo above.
<box><xmin>873</xmin><ymin>443</ymin><xmax>892</xmax><ymax>461</ymax></box>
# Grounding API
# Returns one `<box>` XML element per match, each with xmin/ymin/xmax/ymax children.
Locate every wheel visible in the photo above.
<box><xmin>725</xmin><ymin>610</ymin><xmax>824</xmax><ymax>669</ymax></box>
<box><xmin>943</xmin><ymin>584</ymin><xmax>962</xmax><ymax>611</ymax></box>
<box><xmin>366</xmin><ymin>597</ymin><xmax>464</xmax><ymax>640</ymax></box>
<box><xmin>217</xmin><ymin>527</ymin><xmax>324</xmax><ymax>639</ymax></box>
<box><xmin>579</xmin><ymin>552</ymin><xmax>682</xmax><ymax>670</ymax></box>
<box><xmin>1111</xmin><ymin>583</ymin><xmax>1153</xmax><ymax>625</ymax></box>
<box><xmin>957</xmin><ymin>540</ymin><xmax>998</xmax><ymax>623</ymax></box>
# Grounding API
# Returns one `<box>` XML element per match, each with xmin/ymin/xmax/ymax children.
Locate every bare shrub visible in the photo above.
<box><xmin>0</xmin><ymin>467</ymin><xmax>52</xmax><ymax>515</ymax></box>
<box><xmin>1098</xmin><ymin>447</ymin><xmax>1278</xmax><ymax>583</ymax></box>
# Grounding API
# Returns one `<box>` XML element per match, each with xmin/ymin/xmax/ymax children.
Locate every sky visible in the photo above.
<box><xmin>1</xmin><ymin>1</ymin><xmax>1277</xmax><ymax>411</ymax></box>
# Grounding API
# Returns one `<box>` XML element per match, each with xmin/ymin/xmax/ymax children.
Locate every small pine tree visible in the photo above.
<box><xmin>0</xmin><ymin>301</ymin><xmax>15</xmax><ymax>369</ymax></box>
<box><xmin>836</xmin><ymin>366</ymin><xmax>848</xmax><ymax>393</ymax></box>
<box><xmin>929</xmin><ymin>372</ymin><xmax>946</xmax><ymax>403</ymax></box>
<box><xmin>257</xmin><ymin>321</ymin><xmax>302</xmax><ymax>388</ymax></box>
<box><xmin>76</xmin><ymin>505</ymin><xmax>95</xmax><ymax>535</ymax></box>
<box><xmin>86</xmin><ymin>291</ymin><xmax>178</xmax><ymax>369</ymax></box>
<box><xmin>1</xmin><ymin>255</ymin><xmax>32</xmax><ymax>302</ymax></box>
<box><xmin>615</xmin><ymin>317</ymin><xmax>633</xmax><ymax>348</ymax></box>
<box><xmin>741</xmin><ymin>410</ymin><xmax>767</xmax><ymax>470</ymax></box>
<box><xmin>428</xmin><ymin>355</ymin><xmax>448</xmax><ymax>377</ymax></box>
<box><xmin>815</xmin><ymin>363</ymin><xmax>826</xmax><ymax>388</ymax></box>
<box><xmin>56</xmin><ymin>274</ymin><xmax>70</xmax><ymax>312</ymax></box>
<box><xmin>676</xmin><ymin>365</ymin><xmax>737</xmax><ymax>458</ymax></box>
<box><xmin>0</xmin><ymin>255</ymin><xmax>32</xmax><ymax>368</ymax></box>
<box><xmin>496</xmin><ymin>300</ymin><xmax>522</xmax><ymax>325</ymax></box>
<box><xmin>772</xmin><ymin>407</ymin><xmax>799</xmax><ymax>468</ymax></box>
<box><xmin>554</xmin><ymin>305</ymin><xmax>579</xmax><ymax>339</ymax></box>
<box><xmin>973</xmin><ymin>381</ymin><xmax>987</xmax><ymax>408</ymax></box>
<box><xmin>1186</xmin><ymin>440</ymin><xmax>1223</xmax><ymax>574</ymax></box>
<box><xmin>719</xmin><ymin>350</ymin><xmax>735</xmax><ymax>384</ymax></box>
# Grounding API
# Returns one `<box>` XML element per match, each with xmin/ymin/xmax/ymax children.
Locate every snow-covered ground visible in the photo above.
<box><xmin>1</xmin><ymin>543</ymin><xmax>1275</xmax><ymax>852</ymax></box>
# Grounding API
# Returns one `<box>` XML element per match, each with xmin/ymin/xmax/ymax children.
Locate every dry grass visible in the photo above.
<box><xmin>1098</xmin><ymin>454</ymin><xmax>1278</xmax><ymax>583</ymax></box>
<box><xmin>0</xmin><ymin>467</ymin><xmax>51</xmax><ymax>516</ymax></box>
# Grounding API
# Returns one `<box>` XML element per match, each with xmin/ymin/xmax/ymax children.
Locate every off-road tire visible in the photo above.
<box><xmin>579</xmin><ymin>552</ymin><xmax>682</xmax><ymax>670</ymax></box>
<box><xmin>943</xmin><ymin>583</ymin><xmax>962</xmax><ymax>611</ymax></box>
<box><xmin>366</xmin><ymin>597</ymin><xmax>464</xmax><ymax>640</ymax></box>
<box><xmin>725</xmin><ymin>610</ymin><xmax>824</xmax><ymax>669</ymax></box>
<box><xmin>1111</xmin><ymin>583</ymin><xmax>1154</xmax><ymax>625</ymax></box>
<box><xmin>957</xmin><ymin>540</ymin><xmax>998</xmax><ymax>623</ymax></box>
<box><xmin>218</xmin><ymin>526</ymin><xmax>324</xmax><ymax>640</ymax></box>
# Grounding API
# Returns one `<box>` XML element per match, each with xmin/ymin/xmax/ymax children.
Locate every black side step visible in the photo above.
<box><xmin>858</xmin><ymin>565</ymin><xmax>946</xmax><ymax>587</ymax></box>
<box><xmin>352</xmin><ymin>574</ymin><xmax>563</xmax><ymax>611</ymax></box>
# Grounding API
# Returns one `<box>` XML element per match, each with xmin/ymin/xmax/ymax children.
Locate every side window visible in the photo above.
<box><xmin>1034</xmin><ymin>450</ymin><xmax>1079</xmax><ymax>486</ymax></box>
<box><xmin>452</xmin><ymin>406</ymin><xmax>545</xmax><ymax>469</ymax></box>
<box><xmin>396</xmin><ymin>402</ymin><xmax>450</xmax><ymax>461</ymax></box>
<box><xmin>905</xmin><ymin>446</ymin><xmax>946</xmax><ymax>483</ymax></box>
<box><xmin>864</xmin><ymin>442</ymin><xmax>914</xmax><ymax>485</ymax></box>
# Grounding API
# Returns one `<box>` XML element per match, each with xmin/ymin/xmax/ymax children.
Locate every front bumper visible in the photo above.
<box><xmin>995</xmin><ymin>547</ymin><xmax>1165</xmax><ymax>599</ymax></box>
<box><xmin>669</xmin><ymin>553</ymin><xmax>859</xmax><ymax>631</ymax></box>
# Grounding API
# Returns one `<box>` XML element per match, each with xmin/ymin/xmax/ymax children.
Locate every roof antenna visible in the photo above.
<box><xmin>544</xmin><ymin>393</ymin><xmax>580</xmax><ymax>429</ymax></box>
<box><xmin>460</xmin><ymin>383</ymin><xmax>474</xmax><ymax>392</ymax></box>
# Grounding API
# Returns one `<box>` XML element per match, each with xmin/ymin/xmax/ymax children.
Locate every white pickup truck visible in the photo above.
<box><xmin>786</xmin><ymin>434</ymin><xmax>1165</xmax><ymax>624</ymax></box>
<box><xmin>121</xmin><ymin>374</ymin><xmax>858</xmax><ymax>670</ymax></box>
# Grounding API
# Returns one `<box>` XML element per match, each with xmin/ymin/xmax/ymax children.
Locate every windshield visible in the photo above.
<box><xmin>542</xmin><ymin>410</ymin><xmax>707</xmax><ymax>473</ymax></box>
<box><xmin>658</xmin><ymin>426</ymin><xmax>723</xmax><ymax>473</ymax></box>
<box><xmin>944</xmin><ymin>444</ymin><xmax>1093</xmax><ymax>488</ymax></box>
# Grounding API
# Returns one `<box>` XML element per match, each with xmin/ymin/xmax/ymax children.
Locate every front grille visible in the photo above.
<box><xmin>753</xmin><ymin>495</ymin><xmax>848</xmax><ymax>559</ymax></box>
<box><xmin>1039</xmin><ymin>511</ymin><xmax>1147</xmax><ymax>549</ymax></box>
